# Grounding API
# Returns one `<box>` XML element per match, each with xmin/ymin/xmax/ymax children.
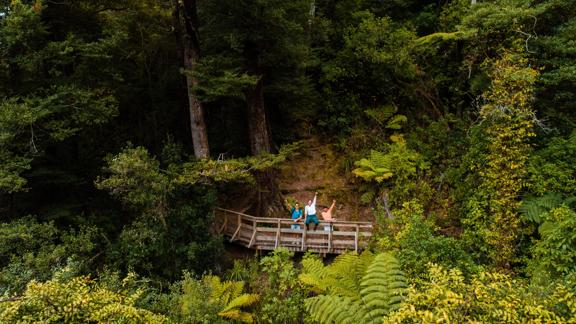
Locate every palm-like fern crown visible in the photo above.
<box><xmin>300</xmin><ymin>252</ymin><xmax>407</xmax><ymax>323</ymax></box>
<box><xmin>352</xmin><ymin>135</ymin><xmax>420</xmax><ymax>184</ymax></box>
<box><xmin>204</xmin><ymin>275</ymin><xmax>260</xmax><ymax>323</ymax></box>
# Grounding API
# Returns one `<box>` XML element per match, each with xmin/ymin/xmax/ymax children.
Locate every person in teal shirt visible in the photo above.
<box><xmin>285</xmin><ymin>199</ymin><xmax>303</xmax><ymax>230</ymax></box>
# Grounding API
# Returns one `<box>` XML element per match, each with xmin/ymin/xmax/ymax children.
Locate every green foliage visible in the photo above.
<box><xmin>190</xmin><ymin>60</ymin><xmax>259</xmax><ymax>102</ymax></box>
<box><xmin>520</xmin><ymin>192</ymin><xmax>572</xmax><ymax>223</ymax></box>
<box><xmin>528</xmin><ymin>206</ymin><xmax>576</xmax><ymax>280</ymax></box>
<box><xmin>96</xmin><ymin>145</ymin><xmax>226</xmax><ymax>279</ymax></box>
<box><xmin>353</xmin><ymin>135</ymin><xmax>423</xmax><ymax>185</ymax></box>
<box><xmin>256</xmin><ymin>248</ymin><xmax>306</xmax><ymax>323</ymax></box>
<box><xmin>301</xmin><ymin>252</ymin><xmax>407</xmax><ymax>323</ymax></box>
<box><xmin>0</xmin><ymin>272</ymin><xmax>167</xmax><ymax>323</ymax></box>
<box><xmin>96</xmin><ymin>146</ymin><xmax>170</xmax><ymax>224</ymax></box>
<box><xmin>0</xmin><ymin>1</ymin><xmax>119</xmax><ymax>194</ymax></box>
<box><xmin>387</xmin><ymin>264</ymin><xmax>576</xmax><ymax>323</ymax></box>
<box><xmin>378</xmin><ymin>201</ymin><xmax>478</xmax><ymax>279</ymax></box>
<box><xmin>364</xmin><ymin>104</ymin><xmax>407</xmax><ymax>130</ymax></box>
<box><xmin>0</xmin><ymin>217</ymin><xmax>100</xmax><ymax>295</ymax></box>
<box><xmin>345</xmin><ymin>12</ymin><xmax>416</xmax><ymax>74</ymax></box>
<box><xmin>176</xmin><ymin>273</ymin><xmax>259</xmax><ymax>323</ymax></box>
<box><xmin>462</xmin><ymin>47</ymin><xmax>539</xmax><ymax>268</ymax></box>
<box><xmin>2</xmin><ymin>0</ymin><xmax>576</xmax><ymax>320</ymax></box>
<box><xmin>527</xmin><ymin>132</ymin><xmax>576</xmax><ymax>196</ymax></box>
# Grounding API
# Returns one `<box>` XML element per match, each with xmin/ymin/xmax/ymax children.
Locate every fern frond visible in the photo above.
<box><xmin>303</xmin><ymin>252</ymin><xmax>407</xmax><ymax>324</ymax></box>
<box><xmin>302</xmin><ymin>255</ymin><xmax>329</xmax><ymax>278</ymax></box>
<box><xmin>564</xmin><ymin>196</ymin><xmax>576</xmax><ymax>208</ymax></box>
<box><xmin>221</xmin><ymin>293</ymin><xmax>259</xmax><ymax>312</ymax></box>
<box><xmin>305</xmin><ymin>295</ymin><xmax>363</xmax><ymax>324</ymax></box>
<box><xmin>218</xmin><ymin>309</ymin><xmax>254</xmax><ymax>323</ymax></box>
<box><xmin>520</xmin><ymin>193</ymin><xmax>563</xmax><ymax>223</ymax></box>
<box><xmin>328</xmin><ymin>253</ymin><xmax>367</xmax><ymax>298</ymax></box>
<box><xmin>360</xmin><ymin>253</ymin><xmax>407</xmax><ymax>322</ymax></box>
<box><xmin>364</xmin><ymin>104</ymin><xmax>398</xmax><ymax>126</ymax></box>
<box><xmin>205</xmin><ymin>275</ymin><xmax>225</xmax><ymax>305</ymax></box>
<box><xmin>385</xmin><ymin>114</ymin><xmax>407</xmax><ymax>129</ymax></box>
<box><xmin>300</xmin><ymin>255</ymin><xmax>332</xmax><ymax>293</ymax></box>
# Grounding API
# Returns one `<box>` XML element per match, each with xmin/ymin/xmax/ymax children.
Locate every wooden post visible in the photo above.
<box><xmin>231</xmin><ymin>213</ymin><xmax>242</xmax><ymax>241</ymax></box>
<box><xmin>328</xmin><ymin>222</ymin><xmax>333</xmax><ymax>253</ymax></box>
<box><xmin>219</xmin><ymin>212</ymin><xmax>228</xmax><ymax>234</ymax></box>
<box><xmin>354</xmin><ymin>224</ymin><xmax>359</xmax><ymax>253</ymax></box>
<box><xmin>275</xmin><ymin>219</ymin><xmax>281</xmax><ymax>249</ymax></box>
<box><xmin>302</xmin><ymin>228</ymin><xmax>307</xmax><ymax>252</ymax></box>
<box><xmin>249</xmin><ymin>219</ymin><xmax>257</xmax><ymax>248</ymax></box>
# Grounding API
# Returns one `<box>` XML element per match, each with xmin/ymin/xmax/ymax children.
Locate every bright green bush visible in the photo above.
<box><xmin>256</xmin><ymin>248</ymin><xmax>307</xmax><ymax>323</ymax></box>
<box><xmin>528</xmin><ymin>206</ymin><xmax>576</xmax><ymax>280</ymax></box>
<box><xmin>378</xmin><ymin>201</ymin><xmax>477</xmax><ymax>279</ymax></box>
<box><xmin>527</xmin><ymin>132</ymin><xmax>576</xmax><ymax>196</ymax></box>
<box><xmin>387</xmin><ymin>264</ymin><xmax>576</xmax><ymax>323</ymax></box>
<box><xmin>0</xmin><ymin>217</ymin><xmax>99</xmax><ymax>295</ymax></box>
<box><xmin>0</xmin><ymin>273</ymin><xmax>167</xmax><ymax>323</ymax></box>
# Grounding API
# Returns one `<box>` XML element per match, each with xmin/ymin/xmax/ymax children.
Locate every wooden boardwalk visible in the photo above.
<box><xmin>214</xmin><ymin>208</ymin><xmax>373</xmax><ymax>254</ymax></box>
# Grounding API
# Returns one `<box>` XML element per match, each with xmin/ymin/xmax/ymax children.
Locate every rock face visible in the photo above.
<box><xmin>277</xmin><ymin>138</ymin><xmax>373</xmax><ymax>222</ymax></box>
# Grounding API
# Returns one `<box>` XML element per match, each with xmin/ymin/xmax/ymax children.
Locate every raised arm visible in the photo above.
<box><xmin>312</xmin><ymin>192</ymin><xmax>317</xmax><ymax>207</ymax></box>
<box><xmin>284</xmin><ymin>199</ymin><xmax>292</xmax><ymax>211</ymax></box>
<box><xmin>329</xmin><ymin>199</ymin><xmax>336</xmax><ymax>213</ymax></box>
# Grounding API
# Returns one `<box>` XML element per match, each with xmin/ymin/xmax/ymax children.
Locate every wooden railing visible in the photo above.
<box><xmin>214</xmin><ymin>208</ymin><xmax>373</xmax><ymax>254</ymax></box>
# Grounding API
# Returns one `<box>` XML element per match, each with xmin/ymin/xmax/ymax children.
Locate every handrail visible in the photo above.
<box><xmin>215</xmin><ymin>207</ymin><xmax>373</xmax><ymax>226</ymax></box>
<box><xmin>214</xmin><ymin>207</ymin><xmax>373</xmax><ymax>254</ymax></box>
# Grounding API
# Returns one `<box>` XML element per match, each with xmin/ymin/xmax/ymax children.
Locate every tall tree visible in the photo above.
<box><xmin>172</xmin><ymin>0</ymin><xmax>209</xmax><ymax>158</ymax></box>
<box><xmin>201</xmin><ymin>0</ymin><xmax>310</xmax><ymax>156</ymax></box>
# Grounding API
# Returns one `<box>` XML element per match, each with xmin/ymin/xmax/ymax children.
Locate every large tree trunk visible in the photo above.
<box><xmin>246</xmin><ymin>77</ymin><xmax>272</xmax><ymax>155</ymax></box>
<box><xmin>172</xmin><ymin>0</ymin><xmax>209</xmax><ymax>158</ymax></box>
<box><xmin>184</xmin><ymin>51</ymin><xmax>209</xmax><ymax>158</ymax></box>
<box><xmin>245</xmin><ymin>76</ymin><xmax>277</xmax><ymax>217</ymax></box>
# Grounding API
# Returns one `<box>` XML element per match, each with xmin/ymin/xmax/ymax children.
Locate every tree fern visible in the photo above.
<box><xmin>520</xmin><ymin>193</ymin><xmax>572</xmax><ymax>223</ymax></box>
<box><xmin>300</xmin><ymin>252</ymin><xmax>374</xmax><ymax>300</ymax></box>
<box><xmin>364</xmin><ymin>104</ymin><xmax>398</xmax><ymax>126</ymax></box>
<box><xmin>301</xmin><ymin>252</ymin><xmax>407</xmax><ymax>324</ymax></box>
<box><xmin>203</xmin><ymin>275</ymin><xmax>259</xmax><ymax>323</ymax></box>
<box><xmin>385</xmin><ymin>114</ymin><xmax>407</xmax><ymax>130</ymax></box>
<box><xmin>217</xmin><ymin>293</ymin><xmax>260</xmax><ymax>323</ymax></box>
<box><xmin>353</xmin><ymin>136</ymin><xmax>420</xmax><ymax>184</ymax></box>
<box><xmin>353</xmin><ymin>150</ymin><xmax>394</xmax><ymax>183</ymax></box>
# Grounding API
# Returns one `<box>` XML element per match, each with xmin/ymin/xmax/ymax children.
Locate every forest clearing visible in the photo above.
<box><xmin>1</xmin><ymin>0</ymin><xmax>576</xmax><ymax>323</ymax></box>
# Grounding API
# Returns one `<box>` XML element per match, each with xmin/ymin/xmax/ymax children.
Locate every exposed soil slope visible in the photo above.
<box><xmin>277</xmin><ymin>138</ymin><xmax>373</xmax><ymax>222</ymax></box>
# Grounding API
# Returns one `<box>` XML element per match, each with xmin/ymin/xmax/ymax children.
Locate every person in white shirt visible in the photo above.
<box><xmin>304</xmin><ymin>192</ymin><xmax>319</xmax><ymax>231</ymax></box>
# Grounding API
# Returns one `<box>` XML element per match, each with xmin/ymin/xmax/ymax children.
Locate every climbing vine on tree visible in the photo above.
<box><xmin>463</xmin><ymin>46</ymin><xmax>539</xmax><ymax>268</ymax></box>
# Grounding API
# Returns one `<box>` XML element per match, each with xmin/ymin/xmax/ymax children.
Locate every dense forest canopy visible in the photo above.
<box><xmin>1</xmin><ymin>0</ymin><xmax>576</xmax><ymax>322</ymax></box>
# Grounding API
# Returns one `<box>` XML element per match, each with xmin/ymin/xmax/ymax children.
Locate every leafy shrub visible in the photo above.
<box><xmin>387</xmin><ymin>264</ymin><xmax>576</xmax><ymax>323</ymax></box>
<box><xmin>255</xmin><ymin>248</ymin><xmax>307</xmax><ymax>323</ymax></box>
<box><xmin>378</xmin><ymin>201</ymin><xmax>478</xmax><ymax>279</ymax></box>
<box><xmin>0</xmin><ymin>217</ymin><xmax>100</xmax><ymax>295</ymax></box>
<box><xmin>528</xmin><ymin>206</ymin><xmax>576</xmax><ymax>281</ymax></box>
<box><xmin>527</xmin><ymin>132</ymin><xmax>576</xmax><ymax>196</ymax></box>
<box><xmin>0</xmin><ymin>273</ymin><xmax>166</xmax><ymax>323</ymax></box>
<box><xmin>174</xmin><ymin>273</ymin><xmax>259</xmax><ymax>323</ymax></box>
